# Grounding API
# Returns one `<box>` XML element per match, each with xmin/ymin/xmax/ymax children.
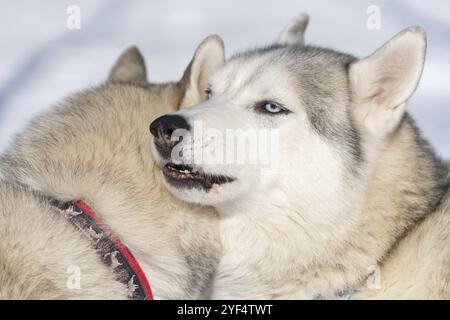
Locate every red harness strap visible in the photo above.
<box><xmin>54</xmin><ymin>199</ymin><xmax>153</xmax><ymax>300</ymax></box>
<box><xmin>74</xmin><ymin>201</ymin><xmax>153</xmax><ymax>300</ymax></box>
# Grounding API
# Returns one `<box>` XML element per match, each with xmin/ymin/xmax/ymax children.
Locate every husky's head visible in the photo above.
<box><xmin>150</xmin><ymin>22</ymin><xmax>427</xmax><ymax>215</ymax></box>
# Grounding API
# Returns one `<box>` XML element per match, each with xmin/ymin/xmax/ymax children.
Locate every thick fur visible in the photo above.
<box><xmin>151</xmin><ymin>25</ymin><xmax>450</xmax><ymax>299</ymax></box>
<box><xmin>0</xmin><ymin>39</ymin><xmax>224</xmax><ymax>299</ymax></box>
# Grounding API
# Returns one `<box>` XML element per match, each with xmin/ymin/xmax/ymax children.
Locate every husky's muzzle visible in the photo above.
<box><xmin>149</xmin><ymin>114</ymin><xmax>235</xmax><ymax>191</ymax></box>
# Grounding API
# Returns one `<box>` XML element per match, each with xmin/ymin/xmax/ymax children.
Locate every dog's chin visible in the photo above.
<box><xmin>161</xmin><ymin>162</ymin><xmax>237</xmax><ymax>205</ymax></box>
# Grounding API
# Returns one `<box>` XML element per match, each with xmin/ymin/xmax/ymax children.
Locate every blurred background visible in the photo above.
<box><xmin>0</xmin><ymin>0</ymin><xmax>449</xmax><ymax>157</ymax></box>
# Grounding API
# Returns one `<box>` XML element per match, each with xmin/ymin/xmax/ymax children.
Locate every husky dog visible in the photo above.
<box><xmin>0</xmin><ymin>35</ymin><xmax>225</xmax><ymax>299</ymax></box>
<box><xmin>150</xmin><ymin>17</ymin><xmax>450</xmax><ymax>299</ymax></box>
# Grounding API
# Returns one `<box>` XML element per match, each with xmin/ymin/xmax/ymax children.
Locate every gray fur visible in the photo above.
<box><xmin>231</xmin><ymin>45</ymin><xmax>362</xmax><ymax>164</ymax></box>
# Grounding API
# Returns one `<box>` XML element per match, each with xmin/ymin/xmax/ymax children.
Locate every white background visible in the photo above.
<box><xmin>0</xmin><ymin>0</ymin><xmax>448</xmax><ymax>158</ymax></box>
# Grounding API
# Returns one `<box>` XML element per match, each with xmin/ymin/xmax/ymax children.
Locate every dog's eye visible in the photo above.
<box><xmin>255</xmin><ymin>101</ymin><xmax>289</xmax><ymax>115</ymax></box>
<box><xmin>204</xmin><ymin>88</ymin><xmax>212</xmax><ymax>100</ymax></box>
<box><xmin>264</xmin><ymin>103</ymin><xmax>283</xmax><ymax>113</ymax></box>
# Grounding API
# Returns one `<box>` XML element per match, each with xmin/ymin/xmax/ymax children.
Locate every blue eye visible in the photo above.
<box><xmin>264</xmin><ymin>103</ymin><xmax>283</xmax><ymax>113</ymax></box>
<box><xmin>255</xmin><ymin>101</ymin><xmax>289</xmax><ymax>115</ymax></box>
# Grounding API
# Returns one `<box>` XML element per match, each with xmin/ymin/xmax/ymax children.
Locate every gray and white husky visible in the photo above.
<box><xmin>0</xmin><ymin>35</ymin><xmax>225</xmax><ymax>299</ymax></box>
<box><xmin>150</xmin><ymin>16</ymin><xmax>450</xmax><ymax>299</ymax></box>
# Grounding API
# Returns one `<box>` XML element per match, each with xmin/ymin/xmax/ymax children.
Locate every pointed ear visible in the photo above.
<box><xmin>278</xmin><ymin>14</ymin><xmax>309</xmax><ymax>46</ymax></box>
<box><xmin>178</xmin><ymin>35</ymin><xmax>225</xmax><ymax>109</ymax></box>
<box><xmin>349</xmin><ymin>27</ymin><xmax>426</xmax><ymax>136</ymax></box>
<box><xmin>107</xmin><ymin>46</ymin><xmax>147</xmax><ymax>83</ymax></box>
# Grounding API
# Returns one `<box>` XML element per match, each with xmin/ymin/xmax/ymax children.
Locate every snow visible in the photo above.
<box><xmin>0</xmin><ymin>0</ymin><xmax>448</xmax><ymax>157</ymax></box>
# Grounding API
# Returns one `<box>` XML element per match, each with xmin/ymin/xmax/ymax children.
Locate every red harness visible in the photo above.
<box><xmin>54</xmin><ymin>199</ymin><xmax>153</xmax><ymax>300</ymax></box>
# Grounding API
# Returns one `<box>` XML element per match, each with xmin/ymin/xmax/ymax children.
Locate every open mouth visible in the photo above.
<box><xmin>162</xmin><ymin>162</ymin><xmax>235</xmax><ymax>190</ymax></box>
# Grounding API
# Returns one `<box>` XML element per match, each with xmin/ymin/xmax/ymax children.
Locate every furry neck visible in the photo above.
<box><xmin>212</xmin><ymin>115</ymin><xmax>448</xmax><ymax>299</ymax></box>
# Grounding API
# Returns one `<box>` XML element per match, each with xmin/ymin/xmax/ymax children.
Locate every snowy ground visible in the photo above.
<box><xmin>0</xmin><ymin>0</ymin><xmax>449</xmax><ymax>158</ymax></box>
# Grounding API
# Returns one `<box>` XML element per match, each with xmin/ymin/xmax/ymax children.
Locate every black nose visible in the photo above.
<box><xmin>150</xmin><ymin>114</ymin><xmax>190</xmax><ymax>159</ymax></box>
<box><xmin>150</xmin><ymin>114</ymin><xmax>190</xmax><ymax>139</ymax></box>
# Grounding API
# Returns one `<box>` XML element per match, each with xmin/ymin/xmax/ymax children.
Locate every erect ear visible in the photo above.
<box><xmin>107</xmin><ymin>46</ymin><xmax>147</xmax><ymax>83</ymax></box>
<box><xmin>349</xmin><ymin>27</ymin><xmax>426</xmax><ymax>137</ymax></box>
<box><xmin>277</xmin><ymin>13</ymin><xmax>309</xmax><ymax>46</ymax></box>
<box><xmin>178</xmin><ymin>35</ymin><xmax>225</xmax><ymax>109</ymax></box>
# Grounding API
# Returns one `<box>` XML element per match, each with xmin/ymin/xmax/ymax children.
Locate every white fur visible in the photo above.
<box><xmin>152</xmin><ymin>27</ymin><xmax>449</xmax><ymax>299</ymax></box>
